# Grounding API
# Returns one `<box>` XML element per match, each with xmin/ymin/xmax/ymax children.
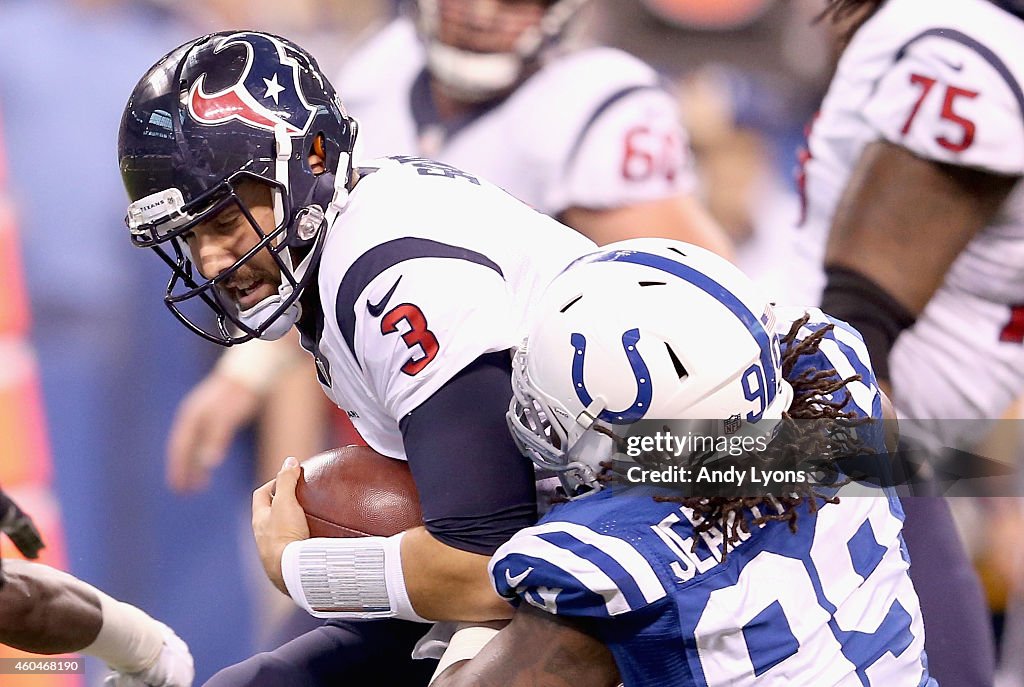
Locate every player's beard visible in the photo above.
<box><xmin>216</xmin><ymin>264</ymin><xmax>299</xmax><ymax>341</ymax></box>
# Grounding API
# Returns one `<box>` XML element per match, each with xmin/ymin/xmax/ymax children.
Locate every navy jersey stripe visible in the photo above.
<box><xmin>564</xmin><ymin>84</ymin><xmax>662</xmax><ymax>174</ymax></box>
<box><xmin>893</xmin><ymin>28</ymin><xmax>1024</xmax><ymax>126</ymax></box>
<box><xmin>335</xmin><ymin>237</ymin><xmax>504</xmax><ymax>359</ymax></box>
<box><xmin>536</xmin><ymin>530</ymin><xmax>650</xmax><ymax>612</ymax></box>
<box><xmin>409</xmin><ymin>68</ymin><xmax>506</xmax><ymax>142</ymax></box>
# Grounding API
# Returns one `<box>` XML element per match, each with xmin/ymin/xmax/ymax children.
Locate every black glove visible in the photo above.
<box><xmin>0</xmin><ymin>487</ymin><xmax>45</xmax><ymax>559</ymax></box>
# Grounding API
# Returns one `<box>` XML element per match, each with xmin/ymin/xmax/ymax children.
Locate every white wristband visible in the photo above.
<box><xmin>281</xmin><ymin>532</ymin><xmax>429</xmax><ymax>623</ymax></box>
<box><xmin>429</xmin><ymin>623</ymin><xmax>502</xmax><ymax>685</ymax></box>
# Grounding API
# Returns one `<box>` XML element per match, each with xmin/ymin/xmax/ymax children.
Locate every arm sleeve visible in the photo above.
<box><xmin>399</xmin><ymin>352</ymin><xmax>537</xmax><ymax>556</ymax></box>
<box><xmin>863</xmin><ymin>31</ymin><xmax>1024</xmax><ymax>174</ymax></box>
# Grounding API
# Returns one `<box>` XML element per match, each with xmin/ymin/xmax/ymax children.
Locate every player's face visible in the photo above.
<box><xmin>436</xmin><ymin>0</ymin><xmax>548</xmax><ymax>53</ymax></box>
<box><xmin>182</xmin><ymin>181</ymin><xmax>281</xmax><ymax>312</ymax></box>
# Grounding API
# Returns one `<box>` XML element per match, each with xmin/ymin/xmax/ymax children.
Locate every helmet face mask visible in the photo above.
<box><xmin>507</xmin><ymin>340</ymin><xmax>617</xmax><ymax>497</ymax></box>
<box><xmin>141</xmin><ymin>172</ymin><xmax>306</xmax><ymax>345</ymax></box>
<box><xmin>118</xmin><ymin>31</ymin><xmax>357</xmax><ymax>345</ymax></box>
<box><xmin>415</xmin><ymin>0</ymin><xmax>592</xmax><ymax>102</ymax></box>
<box><xmin>509</xmin><ymin>239</ymin><xmax>794</xmax><ymax>498</ymax></box>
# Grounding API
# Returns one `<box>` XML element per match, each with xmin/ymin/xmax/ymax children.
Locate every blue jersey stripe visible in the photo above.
<box><xmin>820</xmin><ymin>331</ymin><xmax>874</xmax><ymax>412</ymax></box>
<box><xmin>537</xmin><ymin>530</ymin><xmax>650</xmax><ymax>612</ymax></box>
<box><xmin>493</xmin><ymin>552</ymin><xmax>614</xmax><ymax>617</ymax></box>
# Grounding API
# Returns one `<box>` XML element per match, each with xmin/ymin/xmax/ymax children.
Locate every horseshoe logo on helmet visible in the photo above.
<box><xmin>571</xmin><ymin>328</ymin><xmax>653</xmax><ymax>424</ymax></box>
<box><xmin>187</xmin><ymin>32</ymin><xmax>315</xmax><ymax>135</ymax></box>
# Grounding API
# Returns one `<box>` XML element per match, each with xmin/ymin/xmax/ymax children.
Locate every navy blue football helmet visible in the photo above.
<box><xmin>118</xmin><ymin>31</ymin><xmax>357</xmax><ymax>345</ymax></box>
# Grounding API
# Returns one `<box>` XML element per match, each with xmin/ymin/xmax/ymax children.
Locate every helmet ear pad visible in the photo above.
<box><xmin>312</xmin><ymin>133</ymin><xmax>327</xmax><ymax>162</ymax></box>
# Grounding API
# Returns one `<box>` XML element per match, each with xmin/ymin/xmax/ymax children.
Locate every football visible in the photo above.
<box><xmin>293</xmin><ymin>445</ymin><xmax>423</xmax><ymax>538</ymax></box>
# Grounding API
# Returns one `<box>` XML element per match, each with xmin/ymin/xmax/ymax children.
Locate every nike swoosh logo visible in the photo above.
<box><xmin>938</xmin><ymin>57</ymin><xmax>964</xmax><ymax>71</ymax></box>
<box><xmin>505</xmin><ymin>566</ymin><xmax>534</xmax><ymax>588</ymax></box>
<box><xmin>366</xmin><ymin>276</ymin><xmax>402</xmax><ymax>317</ymax></box>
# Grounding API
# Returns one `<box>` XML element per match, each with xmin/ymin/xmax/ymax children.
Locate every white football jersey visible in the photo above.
<box><xmin>801</xmin><ymin>0</ymin><xmax>1024</xmax><ymax>446</ymax></box>
<box><xmin>337</xmin><ymin>17</ymin><xmax>697</xmax><ymax>217</ymax></box>
<box><xmin>306</xmin><ymin>157</ymin><xmax>595</xmax><ymax>458</ymax></box>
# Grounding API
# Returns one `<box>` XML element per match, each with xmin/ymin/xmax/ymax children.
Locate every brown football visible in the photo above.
<box><xmin>293</xmin><ymin>445</ymin><xmax>422</xmax><ymax>538</ymax></box>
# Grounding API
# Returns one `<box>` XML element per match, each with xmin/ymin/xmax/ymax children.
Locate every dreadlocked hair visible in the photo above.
<box><xmin>650</xmin><ymin>313</ymin><xmax>872</xmax><ymax>560</ymax></box>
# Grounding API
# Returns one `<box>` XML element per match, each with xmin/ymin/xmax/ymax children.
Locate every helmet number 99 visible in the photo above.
<box><xmin>742</xmin><ymin>363</ymin><xmax>766</xmax><ymax>423</ymax></box>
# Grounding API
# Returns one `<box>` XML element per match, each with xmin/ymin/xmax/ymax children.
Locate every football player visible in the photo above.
<box><xmin>164</xmin><ymin>0</ymin><xmax>731</xmax><ymax>496</ymax></box>
<box><xmin>118</xmin><ymin>31</ymin><xmax>602</xmax><ymax>685</ymax></box>
<box><xmin>800</xmin><ymin>0</ymin><xmax>1024</xmax><ymax>683</ymax></box>
<box><xmin>345</xmin><ymin>0</ymin><xmax>726</xmax><ymax>248</ymax></box>
<box><xmin>430</xmin><ymin>239</ymin><xmax>934</xmax><ymax>686</ymax></box>
<box><xmin>0</xmin><ymin>487</ymin><xmax>194</xmax><ymax>687</ymax></box>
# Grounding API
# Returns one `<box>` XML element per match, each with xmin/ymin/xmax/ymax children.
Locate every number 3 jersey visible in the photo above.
<box><xmin>490</xmin><ymin>307</ymin><xmax>934</xmax><ymax>687</ymax></box>
<box><xmin>306</xmin><ymin>156</ymin><xmax>595</xmax><ymax>458</ymax></box>
<box><xmin>800</xmin><ymin>0</ymin><xmax>1024</xmax><ymax>447</ymax></box>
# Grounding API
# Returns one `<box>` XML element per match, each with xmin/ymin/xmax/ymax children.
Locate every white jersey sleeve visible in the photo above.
<box><xmin>562</xmin><ymin>85</ymin><xmax>698</xmax><ymax>209</ymax></box>
<box><xmin>529</xmin><ymin>48</ymin><xmax>699</xmax><ymax>213</ymax></box>
<box><xmin>862</xmin><ymin>29</ymin><xmax>1024</xmax><ymax>174</ymax></box>
<box><xmin>353</xmin><ymin>255</ymin><xmax>518</xmax><ymax>420</ymax></box>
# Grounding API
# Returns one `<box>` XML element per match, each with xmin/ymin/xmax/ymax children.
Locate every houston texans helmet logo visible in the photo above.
<box><xmin>187</xmin><ymin>32</ymin><xmax>315</xmax><ymax>135</ymax></box>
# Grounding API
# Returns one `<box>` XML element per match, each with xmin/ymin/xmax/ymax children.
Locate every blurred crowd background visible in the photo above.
<box><xmin>0</xmin><ymin>0</ymin><xmax>1020</xmax><ymax>684</ymax></box>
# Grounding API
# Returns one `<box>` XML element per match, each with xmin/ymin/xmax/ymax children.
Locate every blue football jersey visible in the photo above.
<box><xmin>491</xmin><ymin>308</ymin><xmax>934</xmax><ymax>686</ymax></box>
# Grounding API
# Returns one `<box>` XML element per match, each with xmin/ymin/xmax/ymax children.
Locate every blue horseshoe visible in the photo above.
<box><xmin>571</xmin><ymin>328</ymin><xmax>653</xmax><ymax>424</ymax></box>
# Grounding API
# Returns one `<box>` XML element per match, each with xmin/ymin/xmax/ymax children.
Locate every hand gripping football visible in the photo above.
<box><xmin>294</xmin><ymin>445</ymin><xmax>423</xmax><ymax>538</ymax></box>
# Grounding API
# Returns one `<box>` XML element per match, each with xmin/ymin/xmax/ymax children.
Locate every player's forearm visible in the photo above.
<box><xmin>0</xmin><ymin>559</ymin><xmax>173</xmax><ymax>676</ymax></box>
<box><xmin>825</xmin><ymin>142</ymin><xmax>1017</xmax><ymax>315</ymax></box>
<box><xmin>402</xmin><ymin>527</ymin><xmax>513</xmax><ymax>622</ymax></box>
<box><xmin>0</xmin><ymin>559</ymin><xmax>102</xmax><ymax>654</ymax></box>
<box><xmin>562</xmin><ymin>194</ymin><xmax>734</xmax><ymax>260</ymax></box>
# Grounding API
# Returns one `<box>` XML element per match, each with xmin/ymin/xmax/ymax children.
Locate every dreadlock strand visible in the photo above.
<box><xmin>654</xmin><ymin>315</ymin><xmax>869</xmax><ymax>555</ymax></box>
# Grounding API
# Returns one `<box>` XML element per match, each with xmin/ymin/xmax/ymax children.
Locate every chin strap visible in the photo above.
<box><xmin>273</xmin><ymin>125</ymin><xmax>293</xmax><ymax>230</ymax></box>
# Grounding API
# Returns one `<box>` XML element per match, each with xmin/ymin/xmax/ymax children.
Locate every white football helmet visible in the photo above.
<box><xmin>415</xmin><ymin>0</ymin><xmax>592</xmax><ymax>102</ymax></box>
<box><xmin>508</xmin><ymin>239</ymin><xmax>793</xmax><ymax>496</ymax></box>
